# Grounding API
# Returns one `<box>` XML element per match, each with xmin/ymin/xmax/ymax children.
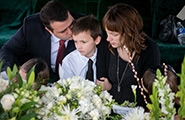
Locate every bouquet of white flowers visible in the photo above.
<box><xmin>0</xmin><ymin>63</ymin><xmax>42</xmax><ymax>120</ymax></box>
<box><xmin>37</xmin><ymin>76</ymin><xmax>114</xmax><ymax>120</ymax></box>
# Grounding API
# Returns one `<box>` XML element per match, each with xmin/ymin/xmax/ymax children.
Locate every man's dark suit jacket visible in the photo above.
<box><xmin>0</xmin><ymin>11</ymin><xmax>84</xmax><ymax>82</ymax></box>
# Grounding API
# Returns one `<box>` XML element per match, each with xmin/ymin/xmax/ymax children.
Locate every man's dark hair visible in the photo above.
<box><xmin>40</xmin><ymin>0</ymin><xmax>68</xmax><ymax>31</ymax></box>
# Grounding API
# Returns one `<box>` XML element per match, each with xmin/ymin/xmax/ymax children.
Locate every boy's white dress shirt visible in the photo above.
<box><xmin>59</xmin><ymin>48</ymin><xmax>97</xmax><ymax>83</ymax></box>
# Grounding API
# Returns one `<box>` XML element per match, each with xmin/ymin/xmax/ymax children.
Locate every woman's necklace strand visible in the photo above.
<box><xmin>123</xmin><ymin>45</ymin><xmax>148</xmax><ymax>104</ymax></box>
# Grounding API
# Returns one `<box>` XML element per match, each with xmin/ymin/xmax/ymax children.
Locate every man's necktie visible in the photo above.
<box><xmin>86</xmin><ymin>59</ymin><xmax>94</xmax><ymax>82</ymax></box>
<box><xmin>55</xmin><ymin>40</ymin><xmax>66</xmax><ymax>73</ymax></box>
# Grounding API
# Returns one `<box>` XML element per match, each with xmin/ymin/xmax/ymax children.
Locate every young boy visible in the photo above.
<box><xmin>59</xmin><ymin>15</ymin><xmax>101</xmax><ymax>83</ymax></box>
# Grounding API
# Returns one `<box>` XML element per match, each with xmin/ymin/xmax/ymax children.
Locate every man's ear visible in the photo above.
<box><xmin>45</xmin><ymin>27</ymin><xmax>53</xmax><ymax>35</ymax></box>
<box><xmin>95</xmin><ymin>36</ymin><xmax>101</xmax><ymax>45</ymax></box>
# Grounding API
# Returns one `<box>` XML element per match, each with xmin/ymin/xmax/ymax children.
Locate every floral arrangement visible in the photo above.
<box><xmin>121</xmin><ymin>69</ymin><xmax>178</xmax><ymax>120</ymax></box>
<box><xmin>37</xmin><ymin>76</ymin><xmax>114</xmax><ymax>120</ymax></box>
<box><xmin>0</xmin><ymin>63</ymin><xmax>42</xmax><ymax>120</ymax></box>
<box><xmin>1</xmin><ymin>57</ymin><xmax>185</xmax><ymax>120</ymax></box>
<box><xmin>0</xmin><ymin>60</ymin><xmax>114</xmax><ymax>120</ymax></box>
<box><xmin>146</xmin><ymin>69</ymin><xmax>176</xmax><ymax>120</ymax></box>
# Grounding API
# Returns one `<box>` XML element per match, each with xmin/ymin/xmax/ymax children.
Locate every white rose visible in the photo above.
<box><xmin>1</xmin><ymin>94</ymin><xmax>15</xmax><ymax>111</ymax></box>
<box><xmin>89</xmin><ymin>109</ymin><xmax>99</xmax><ymax>120</ymax></box>
<box><xmin>100</xmin><ymin>91</ymin><xmax>112</xmax><ymax>102</ymax></box>
<box><xmin>92</xmin><ymin>95</ymin><xmax>102</xmax><ymax>109</ymax></box>
<box><xmin>0</xmin><ymin>78</ymin><xmax>9</xmax><ymax>93</ymax></box>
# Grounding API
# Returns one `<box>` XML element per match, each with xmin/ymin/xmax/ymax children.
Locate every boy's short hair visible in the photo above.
<box><xmin>72</xmin><ymin>15</ymin><xmax>101</xmax><ymax>40</ymax></box>
<box><xmin>20</xmin><ymin>58</ymin><xmax>49</xmax><ymax>84</ymax></box>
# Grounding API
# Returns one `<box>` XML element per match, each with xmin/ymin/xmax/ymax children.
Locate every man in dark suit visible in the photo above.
<box><xmin>0</xmin><ymin>0</ymin><xmax>84</xmax><ymax>82</ymax></box>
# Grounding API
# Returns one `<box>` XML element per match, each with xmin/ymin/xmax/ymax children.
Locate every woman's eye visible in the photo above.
<box><xmin>113</xmin><ymin>34</ymin><xmax>119</xmax><ymax>36</ymax></box>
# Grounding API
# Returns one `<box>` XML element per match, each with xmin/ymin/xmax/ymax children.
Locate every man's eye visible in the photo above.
<box><xmin>60</xmin><ymin>30</ymin><xmax>66</xmax><ymax>33</ymax></box>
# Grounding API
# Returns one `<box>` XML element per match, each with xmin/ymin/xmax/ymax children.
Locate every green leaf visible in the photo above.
<box><xmin>27</xmin><ymin>71</ymin><xmax>35</xmax><ymax>88</ymax></box>
<box><xmin>17</xmin><ymin>72</ymin><xmax>23</xmax><ymax>88</ymax></box>
<box><xmin>0</xmin><ymin>59</ymin><xmax>4</xmax><ymax>73</ymax></box>
<box><xmin>27</xmin><ymin>65</ymin><xmax>36</xmax><ymax>80</ymax></box>
<box><xmin>15</xmin><ymin>99</ymin><xmax>21</xmax><ymax>108</ymax></box>
<box><xmin>12</xmin><ymin>107</ymin><xmax>20</xmax><ymax>113</ymax></box>
<box><xmin>21</xmin><ymin>101</ymin><xmax>37</xmax><ymax>111</ymax></box>
<box><xmin>12</xmin><ymin>64</ymin><xmax>18</xmax><ymax>78</ymax></box>
<box><xmin>12</xmin><ymin>80</ymin><xmax>18</xmax><ymax>88</ymax></box>
<box><xmin>7</xmin><ymin>67</ymin><xmax>12</xmax><ymax>80</ymax></box>
<box><xmin>19</xmin><ymin>113</ymin><xmax>37</xmax><ymax>120</ymax></box>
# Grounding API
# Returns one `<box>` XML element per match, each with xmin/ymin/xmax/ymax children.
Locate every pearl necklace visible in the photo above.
<box><xmin>123</xmin><ymin>45</ymin><xmax>148</xmax><ymax>104</ymax></box>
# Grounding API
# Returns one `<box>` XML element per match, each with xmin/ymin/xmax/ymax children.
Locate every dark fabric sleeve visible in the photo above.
<box><xmin>0</xmin><ymin>14</ymin><xmax>43</xmax><ymax>71</ymax></box>
<box><xmin>96</xmin><ymin>37</ymin><xmax>110</xmax><ymax>80</ymax></box>
<box><xmin>139</xmin><ymin>36</ymin><xmax>161</xmax><ymax>76</ymax></box>
<box><xmin>0</xmin><ymin>20</ymin><xmax>29</xmax><ymax>71</ymax></box>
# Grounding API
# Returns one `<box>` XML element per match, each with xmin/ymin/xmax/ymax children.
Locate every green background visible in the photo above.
<box><xmin>0</xmin><ymin>0</ymin><xmax>185</xmax><ymax>73</ymax></box>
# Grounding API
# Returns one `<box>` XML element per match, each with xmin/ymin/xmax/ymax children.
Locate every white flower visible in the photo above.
<box><xmin>92</xmin><ymin>94</ymin><xmax>102</xmax><ymax>109</ymax></box>
<box><xmin>20</xmin><ymin>98</ymin><xmax>30</xmax><ymax>105</ymax></box>
<box><xmin>131</xmin><ymin>85</ymin><xmax>137</xmax><ymax>91</ymax></box>
<box><xmin>1</xmin><ymin>94</ymin><xmax>15</xmax><ymax>111</ymax></box>
<box><xmin>164</xmin><ymin>84</ymin><xmax>171</xmax><ymax>92</ymax></box>
<box><xmin>168</xmin><ymin>101</ymin><xmax>175</xmax><ymax>109</ymax></box>
<box><xmin>162</xmin><ymin>76</ymin><xmax>167</xmax><ymax>84</ymax></box>
<box><xmin>0</xmin><ymin>78</ymin><xmax>9</xmax><ymax>93</ymax></box>
<box><xmin>159</xmin><ymin>98</ymin><xmax>166</xmax><ymax>105</ymax></box>
<box><xmin>100</xmin><ymin>91</ymin><xmax>113</xmax><ymax>103</ymax></box>
<box><xmin>89</xmin><ymin>109</ymin><xmax>99</xmax><ymax>120</ymax></box>
<box><xmin>102</xmin><ymin>105</ymin><xmax>111</xmax><ymax>115</ymax></box>
<box><xmin>79</xmin><ymin>98</ymin><xmax>93</xmax><ymax>114</ymax></box>
<box><xmin>37</xmin><ymin>76</ymin><xmax>113</xmax><ymax>119</ymax></box>
<box><xmin>47</xmin><ymin>102</ymin><xmax>54</xmax><ymax>110</ymax></box>
<box><xmin>58</xmin><ymin>95</ymin><xmax>67</xmax><ymax>104</ymax></box>
<box><xmin>161</xmin><ymin>105</ymin><xmax>168</xmax><ymax>114</ymax></box>
<box><xmin>122</xmin><ymin>107</ymin><xmax>145</xmax><ymax>120</ymax></box>
<box><xmin>168</xmin><ymin>92</ymin><xmax>175</xmax><ymax>100</ymax></box>
<box><xmin>59</xmin><ymin>104</ymin><xmax>79</xmax><ymax>120</ymax></box>
<box><xmin>158</xmin><ymin>88</ymin><xmax>165</xmax><ymax>97</ymax></box>
<box><xmin>144</xmin><ymin>113</ymin><xmax>151</xmax><ymax>120</ymax></box>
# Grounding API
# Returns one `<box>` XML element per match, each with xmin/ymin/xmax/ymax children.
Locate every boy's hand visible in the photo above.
<box><xmin>96</xmin><ymin>77</ymin><xmax>112</xmax><ymax>91</ymax></box>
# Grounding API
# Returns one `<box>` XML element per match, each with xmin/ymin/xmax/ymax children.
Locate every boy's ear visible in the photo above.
<box><xmin>95</xmin><ymin>36</ymin><xmax>101</xmax><ymax>45</ymax></box>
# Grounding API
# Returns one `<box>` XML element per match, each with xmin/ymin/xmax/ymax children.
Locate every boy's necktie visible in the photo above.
<box><xmin>86</xmin><ymin>59</ymin><xmax>94</xmax><ymax>82</ymax></box>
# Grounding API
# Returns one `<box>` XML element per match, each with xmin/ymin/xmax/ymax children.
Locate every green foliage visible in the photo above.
<box><xmin>147</xmin><ymin>74</ymin><xmax>160</xmax><ymax>120</ymax></box>
<box><xmin>176</xmin><ymin>56</ymin><xmax>185</xmax><ymax>120</ymax></box>
<box><xmin>147</xmin><ymin>69</ymin><xmax>176</xmax><ymax>120</ymax></box>
<box><xmin>0</xmin><ymin>63</ymin><xmax>40</xmax><ymax>120</ymax></box>
<box><xmin>27</xmin><ymin>65</ymin><xmax>36</xmax><ymax>88</ymax></box>
<box><xmin>0</xmin><ymin>59</ymin><xmax>4</xmax><ymax>73</ymax></box>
